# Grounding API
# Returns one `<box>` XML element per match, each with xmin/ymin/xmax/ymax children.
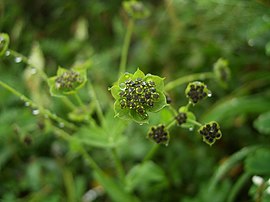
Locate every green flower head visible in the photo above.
<box><xmin>48</xmin><ymin>67</ymin><xmax>87</xmax><ymax>97</ymax></box>
<box><xmin>198</xmin><ymin>121</ymin><xmax>222</xmax><ymax>146</ymax></box>
<box><xmin>110</xmin><ymin>69</ymin><xmax>167</xmax><ymax>124</ymax></box>
<box><xmin>213</xmin><ymin>58</ymin><xmax>231</xmax><ymax>88</ymax></box>
<box><xmin>122</xmin><ymin>0</ymin><xmax>150</xmax><ymax>20</ymax></box>
<box><xmin>147</xmin><ymin>125</ymin><xmax>170</xmax><ymax>145</ymax></box>
<box><xmin>185</xmin><ymin>81</ymin><xmax>211</xmax><ymax>104</ymax></box>
<box><xmin>0</xmin><ymin>33</ymin><xmax>10</xmax><ymax>57</ymax></box>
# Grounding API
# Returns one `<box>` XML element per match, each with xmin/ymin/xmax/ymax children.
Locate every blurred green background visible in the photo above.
<box><xmin>1</xmin><ymin>0</ymin><xmax>270</xmax><ymax>201</ymax></box>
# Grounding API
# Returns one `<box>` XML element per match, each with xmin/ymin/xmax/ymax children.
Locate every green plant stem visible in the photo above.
<box><xmin>63</xmin><ymin>168</ymin><xmax>76</xmax><ymax>202</ymax></box>
<box><xmin>111</xmin><ymin>148</ymin><xmax>125</xmax><ymax>182</ymax></box>
<box><xmin>165</xmin><ymin>72</ymin><xmax>214</xmax><ymax>91</ymax></box>
<box><xmin>208</xmin><ymin>145</ymin><xmax>261</xmax><ymax>193</ymax></box>
<box><xmin>119</xmin><ymin>19</ymin><xmax>134</xmax><ymax>77</ymax></box>
<box><xmin>8</xmin><ymin>49</ymin><xmax>48</xmax><ymax>80</ymax></box>
<box><xmin>166</xmin><ymin>119</ymin><xmax>177</xmax><ymax>129</ymax></box>
<box><xmin>61</xmin><ymin>97</ymin><xmax>77</xmax><ymax>110</ymax></box>
<box><xmin>187</xmin><ymin>119</ymin><xmax>202</xmax><ymax>127</ymax></box>
<box><xmin>143</xmin><ymin>144</ymin><xmax>160</xmax><ymax>162</ymax></box>
<box><xmin>74</xmin><ymin>93</ymin><xmax>84</xmax><ymax>107</ymax></box>
<box><xmin>88</xmin><ymin>81</ymin><xmax>105</xmax><ymax>123</ymax></box>
<box><xmin>0</xmin><ymin>80</ymin><xmax>77</xmax><ymax>130</ymax></box>
<box><xmin>227</xmin><ymin>172</ymin><xmax>251</xmax><ymax>202</ymax></box>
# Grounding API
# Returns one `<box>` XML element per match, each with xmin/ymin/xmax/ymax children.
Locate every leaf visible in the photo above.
<box><xmin>254</xmin><ymin>111</ymin><xmax>270</xmax><ymax>135</ymax></box>
<box><xmin>132</xmin><ymin>68</ymin><xmax>145</xmax><ymax>79</ymax></box>
<box><xmin>125</xmin><ymin>161</ymin><xmax>168</xmax><ymax>192</ymax></box>
<box><xmin>245</xmin><ymin>148</ymin><xmax>270</xmax><ymax>175</ymax></box>
<box><xmin>93</xmin><ymin>171</ymin><xmax>139</xmax><ymax>202</ymax></box>
<box><xmin>145</xmin><ymin>74</ymin><xmax>165</xmax><ymax>91</ymax></box>
<box><xmin>202</xmin><ymin>95</ymin><xmax>270</xmax><ymax>123</ymax></box>
<box><xmin>147</xmin><ymin>91</ymin><xmax>167</xmax><ymax>113</ymax></box>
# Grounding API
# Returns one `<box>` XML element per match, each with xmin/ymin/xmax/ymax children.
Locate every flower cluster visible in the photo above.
<box><xmin>0</xmin><ymin>33</ymin><xmax>9</xmax><ymax>57</ymax></box>
<box><xmin>119</xmin><ymin>78</ymin><xmax>160</xmax><ymax>118</ymax></box>
<box><xmin>55</xmin><ymin>70</ymin><xmax>83</xmax><ymax>91</ymax></box>
<box><xmin>110</xmin><ymin>69</ymin><xmax>167</xmax><ymax>123</ymax></box>
<box><xmin>148</xmin><ymin>125</ymin><xmax>169</xmax><ymax>145</ymax></box>
<box><xmin>198</xmin><ymin>121</ymin><xmax>222</xmax><ymax>145</ymax></box>
<box><xmin>175</xmin><ymin>112</ymin><xmax>187</xmax><ymax>125</ymax></box>
<box><xmin>122</xmin><ymin>0</ymin><xmax>150</xmax><ymax>20</ymax></box>
<box><xmin>185</xmin><ymin>81</ymin><xmax>211</xmax><ymax>104</ymax></box>
<box><xmin>213</xmin><ymin>58</ymin><xmax>231</xmax><ymax>88</ymax></box>
<box><xmin>48</xmin><ymin>67</ymin><xmax>87</xmax><ymax>97</ymax></box>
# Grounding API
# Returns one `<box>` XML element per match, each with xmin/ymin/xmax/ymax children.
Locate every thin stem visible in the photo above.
<box><xmin>0</xmin><ymin>80</ymin><xmax>77</xmax><ymax>130</ymax></box>
<box><xmin>187</xmin><ymin>119</ymin><xmax>202</xmax><ymax>127</ymax></box>
<box><xmin>165</xmin><ymin>72</ymin><xmax>214</xmax><ymax>91</ymax></box>
<box><xmin>119</xmin><ymin>19</ymin><xmax>134</xmax><ymax>77</ymax></box>
<box><xmin>9</xmin><ymin>49</ymin><xmax>48</xmax><ymax>81</ymax></box>
<box><xmin>143</xmin><ymin>144</ymin><xmax>160</xmax><ymax>162</ymax></box>
<box><xmin>227</xmin><ymin>172</ymin><xmax>251</xmax><ymax>202</ymax></box>
<box><xmin>166</xmin><ymin>118</ymin><xmax>176</xmax><ymax>129</ymax></box>
<box><xmin>111</xmin><ymin>148</ymin><xmax>125</xmax><ymax>182</ymax></box>
<box><xmin>88</xmin><ymin>81</ymin><xmax>105</xmax><ymax>123</ymax></box>
<box><xmin>208</xmin><ymin>145</ymin><xmax>261</xmax><ymax>193</ymax></box>
<box><xmin>74</xmin><ymin>93</ymin><xmax>84</xmax><ymax>107</ymax></box>
<box><xmin>61</xmin><ymin>97</ymin><xmax>77</xmax><ymax>110</ymax></box>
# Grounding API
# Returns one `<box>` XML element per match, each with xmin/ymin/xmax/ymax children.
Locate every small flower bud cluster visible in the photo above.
<box><xmin>198</xmin><ymin>122</ymin><xmax>222</xmax><ymax>145</ymax></box>
<box><xmin>148</xmin><ymin>125</ymin><xmax>169</xmax><ymax>144</ymax></box>
<box><xmin>119</xmin><ymin>78</ymin><xmax>160</xmax><ymax>118</ymax></box>
<box><xmin>186</xmin><ymin>82</ymin><xmax>209</xmax><ymax>104</ymax></box>
<box><xmin>55</xmin><ymin>70</ymin><xmax>83</xmax><ymax>91</ymax></box>
<box><xmin>122</xmin><ymin>0</ymin><xmax>150</xmax><ymax>20</ymax></box>
<box><xmin>175</xmin><ymin>112</ymin><xmax>187</xmax><ymax>125</ymax></box>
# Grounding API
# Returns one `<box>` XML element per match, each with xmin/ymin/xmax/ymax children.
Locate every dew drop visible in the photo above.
<box><xmin>189</xmin><ymin>127</ymin><xmax>194</xmax><ymax>131</ymax></box>
<box><xmin>59</xmin><ymin>122</ymin><xmax>65</xmax><ymax>128</ymax></box>
<box><xmin>32</xmin><ymin>109</ymin><xmax>40</xmax><ymax>115</ymax></box>
<box><xmin>252</xmin><ymin>175</ymin><xmax>264</xmax><ymax>186</ymax></box>
<box><xmin>44</xmin><ymin>114</ymin><xmax>49</xmax><ymax>119</ymax></box>
<box><xmin>24</xmin><ymin>102</ymin><xmax>30</xmax><ymax>107</ymax></box>
<box><xmin>15</xmin><ymin>57</ymin><xmax>22</xmax><ymax>63</ymax></box>
<box><xmin>207</xmin><ymin>92</ymin><xmax>212</xmax><ymax>97</ymax></box>
<box><xmin>5</xmin><ymin>50</ymin><xmax>10</xmax><ymax>56</ymax></box>
<box><xmin>119</xmin><ymin>83</ymin><xmax>126</xmax><ymax>90</ymax></box>
<box><xmin>30</xmin><ymin>68</ymin><xmax>37</xmax><ymax>75</ymax></box>
<box><xmin>266</xmin><ymin>186</ymin><xmax>270</xmax><ymax>195</ymax></box>
<box><xmin>139</xmin><ymin>123</ymin><xmax>143</xmax><ymax>126</ymax></box>
<box><xmin>248</xmin><ymin>39</ymin><xmax>254</xmax><ymax>47</ymax></box>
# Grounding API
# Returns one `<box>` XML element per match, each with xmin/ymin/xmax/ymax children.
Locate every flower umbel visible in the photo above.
<box><xmin>148</xmin><ymin>125</ymin><xmax>170</xmax><ymax>145</ymax></box>
<box><xmin>48</xmin><ymin>66</ymin><xmax>87</xmax><ymax>97</ymax></box>
<box><xmin>198</xmin><ymin>121</ymin><xmax>222</xmax><ymax>146</ymax></box>
<box><xmin>122</xmin><ymin>0</ymin><xmax>150</xmax><ymax>20</ymax></box>
<box><xmin>175</xmin><ymin>112</ymin><xmax>187</xmax><ymax>126</ymax></box>
<box><xmin>185</xmin><ymin>81</ymin><xmax>211</xmax><ymax>104</ymax></box>
<box><xmin>110</xmin><ymin>69</ymin><xmax>167</xmax><ymax>123</ymax></box>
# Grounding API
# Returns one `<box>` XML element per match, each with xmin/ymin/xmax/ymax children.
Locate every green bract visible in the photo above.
<box><xmin>110</xmin><ymin>69</ymin><xmax>167</xmax><ymax>124</ymax></box>
<box><xmin>122</xmin><ymin>0</ymin><xmax>150</xmax><ymax>20</ymax></box>
<box><xmin>48</xmin><ymin>66</ymin><xmax>87</xmax><ymax>97</ymax></box>
<box><xmin>0</xmin><ymin>33</ymin><xmax>9</xmax><ymax>57</ymax></box>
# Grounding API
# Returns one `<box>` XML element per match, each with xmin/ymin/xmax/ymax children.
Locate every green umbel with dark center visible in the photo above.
<box><xmin>148</xmin><ymin>125</ymin><xmax>169</xmax><ymax>144</ymax></box>
<box><xmin>55</xmin><ymin>70</ymin><xmax>83</xmax><ymax>91</ymax></box>
<box><xmin>119</xmin><ymin>78</ymin><xmax>160</xmax><ymax>118</ymax></box>
<box><xmin>198</xmin><ymin>121</ymin><xmax>222</xmax><ymax>145</ymax></box>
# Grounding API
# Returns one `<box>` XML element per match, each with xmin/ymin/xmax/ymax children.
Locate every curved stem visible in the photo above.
<box><xmin>74</xmin><ymin>93</ymin><xmax>84</xmax><ymax>107</ymax></box>
<box><xmin>208</xmin><ymin>145</ymin><xmax>261</xmax><ymax>194</ymax></box>
<box><xmin>0</xmin><ymin>80</ymin><xmax>77</xmax><ymax>130</ymax></box>
<box><xmin>119</xmin><ymin>19</ymin><xmax>134</xmax><ymax>77</ymax></box>
<box><xmin>111</xmin><ymin>148</ymin><xmax>125</xmax><ymax>182</ymax></box>
<box><xmin>187</xmin><ymin>119</ymin><xmax>202</xmax><ymax>127</ymax></box>
<box><xmin>143</xmin><ymin>144</ymin><xmax>160</xmax><ymax>162</ymax></box>
<box><xmin>61</xmin><ymin>97</ymin><xmax>77</xmax><ymax>110</ymax></box>
<box><xmin>227</xmin><ymin>172</ymin><xmax>251</xmax><ymax>202</ymax></box>
<box><xmin>165</xmin><ymin>72</ymin><xmax>214</xmax><ymax>91</ymax></box>
<box><xmin>8</xmin><ymin>49</ymin><xmax>48</xmax><ymax>80</ymax></box>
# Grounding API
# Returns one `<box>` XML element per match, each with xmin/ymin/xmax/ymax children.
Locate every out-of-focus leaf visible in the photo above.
<box><xmin>202</xmin><ymin>95</ymin><xmax>270</xmax><ymax>123</ymax></box>
<box><xmin>254</xmin><ymin>111</ymin><xmax>270</xmax><ymax>135</ymax></box>
<box><xmin>125</xmin><ymin>161</ymin><xmax>168</xmax><ymax>192</ymax></box>
<box><xmin>245</xmin><ymin>148</ymin><xmax>270</xmax><ymax>175</ymax></box>
<box><xmin>93</xmin><ymin>171</ymin><xmax>139</xmax><ymax>202</ymax></box>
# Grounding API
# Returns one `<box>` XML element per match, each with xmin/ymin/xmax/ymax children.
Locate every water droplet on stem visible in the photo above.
<box><xmin>32</xmin><ymin>109</ymin><xmax>40</xmax><ymax>115</ymax></box>
<box><xmin>15</xmin><ymin>57</ymin><xmax>22</xmax><ymax>63</ymax></box>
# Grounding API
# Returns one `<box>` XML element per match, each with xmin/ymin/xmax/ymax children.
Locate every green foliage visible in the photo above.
<box><xmin>0</xmin><ymin>0</ymin><xmax>270</xmax><ymax>201</ymax></box>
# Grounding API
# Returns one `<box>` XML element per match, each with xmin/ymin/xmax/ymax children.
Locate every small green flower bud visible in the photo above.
<box><xmin>198</xmin><ymin>121</ymin><xmax>222</xmax><ymax>146</ymax></box>
<box><xmin>0</xmin><ymin>33</ymin><xmax>10</xmax><ymax>57</ymax></box>
<box><xmin>55</xmin><ymin>70</ymin><xmax>83</xmax><ymax>91</ymax></box>
<box><xmin>122</xmin><ymin>0</ymin><xmax>150</xmax><ymax>20</ymax></box>
<box><xmin>213</xmin><ymin>58</ymin><xmax>231</xmax><ymax>88</ymax></box>
<box><xmin>175</xmin><ymin>112</ymin><xmax>187</xmax><ymax>126</ymax></box>
<box><xmin>148</xmin><ymin>125</ymin><xmax>170</xmax><ymax>145</ymax></box>
<box><xmin>185</xmin><ymin>81</ymin><xmax>211</xmax><ymax>104</ymax></box>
